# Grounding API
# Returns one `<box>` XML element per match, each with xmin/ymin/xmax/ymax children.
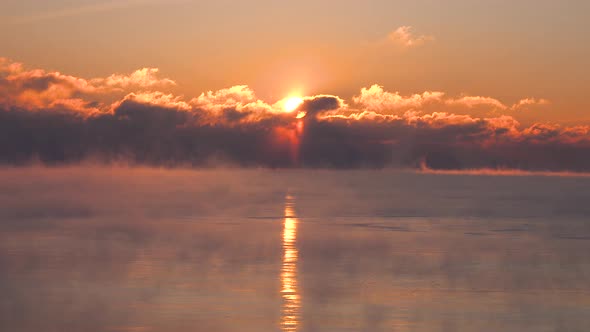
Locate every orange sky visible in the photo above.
<box><xmin>1</xmin><ymin>0</ymin><xmax>589</xmax><ymax>124</ymax></box>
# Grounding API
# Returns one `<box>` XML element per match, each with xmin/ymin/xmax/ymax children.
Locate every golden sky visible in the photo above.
<box><xmin>1</xmin><ymin>0</ymin><xmax>589</xmax><ymax>124</ymax></box>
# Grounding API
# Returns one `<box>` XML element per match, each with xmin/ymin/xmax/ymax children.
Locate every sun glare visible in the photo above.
<box><xmin>283</xmin><ymin>96</ymin><xmax>304</xmax><ymax>113</ymax></box>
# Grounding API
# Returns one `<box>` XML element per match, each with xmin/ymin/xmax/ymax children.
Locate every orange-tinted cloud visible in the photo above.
<box><xmin>1</xmin><ymin>58</ymin><xmax>589</xmax><ymax>171</ymax></box>
<box><xmin>352</xmin><ymin>84</ymin><xmax>550</xmax><ymax>118</ymax></box>
<box><xmin>511</xmin><ymin>98</ymin><xmax>550</xmax><ymax>111</ymax></box>
<box><xmin>190</xmin><ymin>85</ymin><xmax>274</xmax><ymax>122</ymax></box>
<box><xmin>119</xmin><ymin>92</ymin><xmax>191</xmax><ymax>111</ymax></box>
<box><xmin>445</xmin><ymin>96</ymin><xmax>507</xmax><ymax>110</ymax></box>
<box><xmin>91</xmin><ymin>68</ymin><xmax>176</xmax><ymax>90</ymax></box>
<box><xmin>0</xmin><ymin>58</ymin><xmax>177</xmax><ymax>114</ymax></box>
<box><xmin>352</xmin><ymin>85</ymin><xmax>444</xmax><ymax>112</ymax></box>
<box><xmin>388</xmin><ymin>26</ymin><xmax>434</xmax><ymax>48</ymax></box>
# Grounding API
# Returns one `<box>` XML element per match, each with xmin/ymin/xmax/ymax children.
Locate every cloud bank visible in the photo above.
<box><xmin>1</xmin><ymin>58</ymin><xmax>589</xmax><ymax>171</ymax></box>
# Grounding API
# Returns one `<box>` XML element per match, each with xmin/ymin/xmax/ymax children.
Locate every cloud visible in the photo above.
<box><xmin>445</xmin><ymin>96</ymin><xmax>507</xmax><ymax>110</ymax></box>
<box><xmin>0</xmin><ymin>58</ymin><xmax>178</xmax><ymax>114</ymax></box>
<box><xmin>189</xmin><ymin>85</ymin><xmax>273</xmax><ymax>117</ymax></box>
<box><xmin>298</xmin><ymin>95</ymin><xmax>345</xmax><ymax>118</ymax></box>
<box><xmin>91</xmin><ymin>68</ymin><xmax>176</xmax><ymax>90</ymax></box>
<box><xmin>352</xmin><ymin>85</ymin><xmax>444</xmax><ymax>113</ymax></box>
<box><xmin>192</xmin><ymin>85</ymin><xmax>256</xmax><ymax>106</ymax></box>
<box><xmin>0</xmin><ymin>60</ymin><xmax>97</xmax><ymax>113</ymax></box>
<box><xmin>352</xmin><ymin>84</ymin><xmax>550</xmax><ymax>117</ymax></box>
<box><xmin>0</xmin><ymin>59</ymin><xmax>588</xmax><ymax>172</ymax></box>
<box><xmin>388</xmin><ymin>26</ymin><xmax>434</xmax><ymax>48</ymax></box>
<box><xmin>511</xmin><ymin>98</ymin><xmax>550</xmax><ymax>110</ymax></box>
<box><xmin>119</xmin><ymin>92</ymin><xmax>191</xmax><ymax>110</ymax></box>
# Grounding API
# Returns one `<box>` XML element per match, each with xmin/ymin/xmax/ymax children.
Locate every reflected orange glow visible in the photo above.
<box><xmin>281</xmin><ymin>194</ymin><xmax>300</xmax><ymax>331</ymax></box>
<box><xmin>271</xmin><ymin>118</ymin><xmax>305</xmax><ymax>165</ymax></box>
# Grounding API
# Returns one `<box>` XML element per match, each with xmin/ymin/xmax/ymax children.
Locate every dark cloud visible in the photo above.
<box><xmin>1</xmin><ymin>59</ymin><xmax>590</xmax><ymax>171</ymax></box>
<box><xmin>299</xmin><ymin>95</ymin><xmax>342</xmax><ymax>118</ymax></box>
<box><xmin>20</xmin><ymin>75</ymin><xmax>59</xmax><ymax>91</ymax></box>
<box><xmin>1</xmin><ymin>98</ymin><xmax>590</xmax><ymax>171</ymax></box>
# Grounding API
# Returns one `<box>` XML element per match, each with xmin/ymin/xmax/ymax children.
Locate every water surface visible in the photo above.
<box><xmin>1</xmin><ymin>168</ymin><xmax>589</xmax><ymax>331</ymax></box>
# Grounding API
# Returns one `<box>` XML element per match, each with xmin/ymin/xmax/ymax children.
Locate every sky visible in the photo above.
<box><xmin>1</xmin><ymin>0</ymin><xmax>590</xmax><ymax>170</ymax></box>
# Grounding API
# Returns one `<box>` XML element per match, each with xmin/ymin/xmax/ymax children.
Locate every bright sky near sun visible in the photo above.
<box><xmin>1</xmin><ymin>0</ymin><xmax>589</xmax><ymax>123</ymax></box>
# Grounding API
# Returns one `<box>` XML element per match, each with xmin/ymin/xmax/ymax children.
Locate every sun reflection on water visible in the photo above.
<box><xmin>281</xmin><ymin>194</ymin><xmax>300</xmax><ymax>332</ymax></box>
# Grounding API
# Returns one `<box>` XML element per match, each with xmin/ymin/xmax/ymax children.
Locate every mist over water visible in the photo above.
<box><xmin>1</xmin><ymin>167</ymin><xmax>590</xmax><ymax>331</ymax></box>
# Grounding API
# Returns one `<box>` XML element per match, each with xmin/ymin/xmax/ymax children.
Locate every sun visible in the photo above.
<box><xmin>283</xmin><ymin>96</ymin><xmax>304</xmax><ymax>113</ymax></box>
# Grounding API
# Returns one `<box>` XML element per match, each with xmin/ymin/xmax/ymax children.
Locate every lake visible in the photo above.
<box><xmin>1</xmin><ymin>167</ymin><xmax>589</xmax><ymax>331</ymax></box>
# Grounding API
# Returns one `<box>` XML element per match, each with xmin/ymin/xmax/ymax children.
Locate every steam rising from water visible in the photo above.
<box><xmin>1</xmin><ymin>167</ymin><xmax>590</xmax><ymax>331</ymax></box>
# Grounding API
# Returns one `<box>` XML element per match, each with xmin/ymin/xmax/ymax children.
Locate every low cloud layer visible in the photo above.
<box><xmin>1</xmin><ymin>58</ymin><xmax>589</xmax><ymax>171</ymax></box>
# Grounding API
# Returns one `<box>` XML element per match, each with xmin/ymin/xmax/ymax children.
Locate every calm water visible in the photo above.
<box><xmin>1</xmin><ymin>168</ymin><xmax>590</xmax><ymax>332</ymax></box>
